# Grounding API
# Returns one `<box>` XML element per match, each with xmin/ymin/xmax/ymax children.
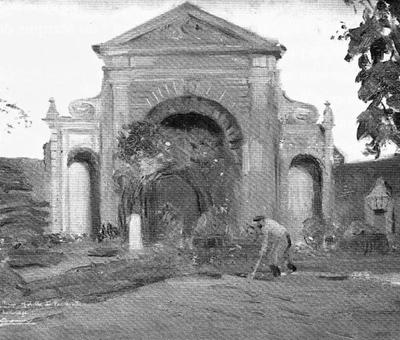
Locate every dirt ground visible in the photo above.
<box><xmin>1</xmin><ymin>250</ymin><xmax>400</xmax><ymax>340</ymax></box>
<box><xmin>1</xmin><ymin>272</ymin><xmax>400</xmax><ymax>340</ymax></box>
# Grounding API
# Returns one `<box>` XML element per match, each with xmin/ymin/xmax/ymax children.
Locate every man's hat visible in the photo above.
<box><xmin>253</xmin><ymin>215</ymin><xmax>265</xmax><ymax>222</ymax></box>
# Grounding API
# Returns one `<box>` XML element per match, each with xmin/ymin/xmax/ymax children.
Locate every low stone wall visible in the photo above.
<box><xmin>333</xmin><ymin>156</ymin><xmax>400</xmax><ymax>236</ymax></box>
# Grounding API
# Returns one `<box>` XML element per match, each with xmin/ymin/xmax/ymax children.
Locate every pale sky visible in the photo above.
<box><xmin>0</xmin><ymin>0</ymin><xmax>387</xmax><ymax>162</ymax></box>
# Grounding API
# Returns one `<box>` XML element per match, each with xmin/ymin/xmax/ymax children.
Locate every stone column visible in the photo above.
<box><xmin>321</xmin><ymin>102</ymin><xmax>334</xmax><ymax>221</ymax></box>
<box><xmin>61</xmin><ymin>132</ymin><xmax>69</xmax><ymax>233</ymax></box>
<box><xmin>240</xmin><ymin>55</ymin><xmax>279</xmax><ymax>225</ymax></box>
<box><xmin>49</xmin><ymin>129</ymin><xmax>62</xmax><ymax>233</ymax></box>
<box><xmin>277</xmin><ymin>154</ymin><xmax>291</xmax><ymax>227</ymax></box>
<box><xmin>44</xmin><ymin>98</ymin><xmax>63</xmax><ymax>233</ymax></box>
<box><xmin>99</xmin><ymin>81</ymin><xmax>116</xmax><ymax>228</ymax></box>
<box><xmin>112</xmin><ymin>81</ymin><xmax>131</xmax><ymax>132</ymax></box>
<box><xmin>99</xmin><ymin>78</ymin><xmax>131</xmax><ymax>227</ymax></box>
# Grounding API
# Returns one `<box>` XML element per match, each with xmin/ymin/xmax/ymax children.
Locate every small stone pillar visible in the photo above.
<box><xmin>128</xmin><ymin>213</ymin><xmax>143</xmax><ymax>251</ymax></box>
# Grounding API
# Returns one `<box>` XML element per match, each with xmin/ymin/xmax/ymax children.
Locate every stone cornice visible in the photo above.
<box><xmin>108</xmin><ymin>78</ymin><xmax>132</xmax><ymax>86</ymax></box>
<box><xmin>43</xmin><ymin>118</ymin><xmax>100</xmax><ymax>131</ymax></box>
<box><xmin>96</xmin><ymin>47</ymin><xmax>282</xmax><ymax>59</ymax></box>
<box><xmin>104</xmin><ymin>67</ymin><xmax>251</xmax><ymax>83</ymax></box>
<box><xmin>283</xmin><ymin>124</ymin><xmax>321</xmax><ymax>132</ymax></box>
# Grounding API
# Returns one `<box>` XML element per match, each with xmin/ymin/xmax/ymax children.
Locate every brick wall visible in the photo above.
<box><xmin>334</xmin><ymin>156</ymin><xmax>400</xmax><ymax>232</ymax></box>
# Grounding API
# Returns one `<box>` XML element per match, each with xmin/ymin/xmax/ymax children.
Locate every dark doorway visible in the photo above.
<box><xmin>141</xmin><ymin>174</ymin><xmax>201</xmax><ymax>244</ymax></box>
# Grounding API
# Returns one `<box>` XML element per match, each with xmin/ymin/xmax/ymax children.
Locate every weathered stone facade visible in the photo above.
<box><xmin>44</xmin><ymin>3</ymin><xmax>334</xmax><ymax>241</ymax></box>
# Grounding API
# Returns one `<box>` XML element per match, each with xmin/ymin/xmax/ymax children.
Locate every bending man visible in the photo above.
<box><xmin>249</xmin><ymin>215</ymin><xmax>296</xmax><ymax>279</ymax></box>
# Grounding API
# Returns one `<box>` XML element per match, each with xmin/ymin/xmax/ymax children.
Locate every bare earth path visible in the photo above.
<box><xmin>1</xmin><ymin>270</ymin><xmax>400</xmax><ymax>340</ymax></box>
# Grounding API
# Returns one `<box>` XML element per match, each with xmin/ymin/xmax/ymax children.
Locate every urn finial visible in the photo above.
<box><xmin>322</xmin><ymin>100</ymin><xmax>334</xmax><ymax>128</ymax></box>
<box><xmin>46</xmin><ymin>97</ymin><xmax>59</xmax><ymax>117</ymax></box>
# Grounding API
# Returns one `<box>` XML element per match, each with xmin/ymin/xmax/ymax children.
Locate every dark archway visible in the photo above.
<box><xmin>288</xmin><ymin>154</ymin><xmax>323</xmax><ymax>243</ymax></box>
<box><xmin>116</xmin><ymin>167</ymin><xmax>213</xmax><ymax>244</ymax></box>
<box><xmin>162</xmin><ymin>113</ymin><xmax>223</xmax><ymax>136</ymax></box>
<box><xmin>140</xmin><ymin>97</ymin><xmax>242</xmax><ymax>244</ymax></box>
<box><xmin>141</xmin><ymin>173</ymin><xmax>203</xmax><ymax>244</ymax></box>
<box><xmin>140</xmin><ymin>110</ymin><xmax>227</xmax><ymax>244</ymax></box>
<box><xmin>67</xmin><ymin>148</ymin><xmax>100</xmax><ymax>238</ymax></box>
<box><xmin>116</xmin><ymin>96</ymin><xmax>243</xmax><ymax>245</ymax></box>
<box><xmin>147</xmin><ymin>95</ymin><xmax>243</xmax><ymax>153</ymax></box>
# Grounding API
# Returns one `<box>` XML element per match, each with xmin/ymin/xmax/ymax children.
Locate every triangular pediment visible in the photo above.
<box><xmin>93</xmin><ymin>2</ymin><xmax>285</xmax><ymax>56</ymax></box>
<box><xmin>123</xmin><ymin>15</ymin><xmax>248</xmax><ymax>49</ymax></box>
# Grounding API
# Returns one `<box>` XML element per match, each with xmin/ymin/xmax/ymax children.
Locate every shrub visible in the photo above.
<box><xmin>193</xmin><ymin>207</ymin><xmax>228</xmax><ymax>238</ymax></box>
<box><xmin>157</xmin><ymin>203</ymin><xmax>185</xmax><ymax>248</ymax></box>
<box><xmin>302</xmin><ymin>216</ymin><xmax>337</xmax><ymax>250</ymax></box>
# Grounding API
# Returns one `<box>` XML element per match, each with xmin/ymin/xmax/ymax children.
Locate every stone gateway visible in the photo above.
<box><xmin>44</xmin><ymin>3</ymin><xmax>335</xmax><ymax>244</ymax></box>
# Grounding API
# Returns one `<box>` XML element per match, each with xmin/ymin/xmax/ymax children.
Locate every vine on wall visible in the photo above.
<box><xmin>114</xmin><ymin>120</ymin><xmax>238</xmax><ymax>240</ymax></box>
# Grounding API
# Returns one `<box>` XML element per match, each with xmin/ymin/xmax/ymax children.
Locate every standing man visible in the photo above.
<box><xmin>248</xmin><ymin>215</ymin><xmax>296</xmax><ymax>279</ymax></box>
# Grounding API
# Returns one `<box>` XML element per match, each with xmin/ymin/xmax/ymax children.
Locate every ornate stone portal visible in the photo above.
<box><xmin>44</xmin><ymin>2</ymin><xmax>335</xmax><ymax>241</ymax></box>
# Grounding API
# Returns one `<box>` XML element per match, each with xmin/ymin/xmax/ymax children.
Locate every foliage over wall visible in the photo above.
<box><xmin>339</xmin><ymin>0</ymin><xmax>400</xmax><ymax>157</ymax></box>
<box><xmin>115</xmin><ymin>120</ymin><xmax>238</xmax><ymax>240</ymax></box>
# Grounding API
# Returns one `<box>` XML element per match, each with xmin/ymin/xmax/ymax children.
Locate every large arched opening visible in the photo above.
<box><xmin>120</xmin><ymin>96</ymin><xmax>243</xmax><ymax>245</ymax></box>
<box><xmin>142</xmin><ymin>108</ymin><xmax>240</xmax><ymax>243</ymax></box>
<box><xmin>67</xmin><ymin>149</ymin><xmax>100</xmax><ymax>237</ymax></box>
<box><xmin>287</xmin><ymin>154</ymin><xmax>323</xmax><ymax>243</ymax></box>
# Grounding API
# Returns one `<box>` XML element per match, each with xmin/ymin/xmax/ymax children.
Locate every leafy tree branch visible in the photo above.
<box><xmin>339</xmin><ymin>0</ymin><xmax>400</xmax><ymax>157</ymax></box>
<box><xmin>0</xmin><ymin>96</ymin><xmax>30</xmax><ymax>136</ymax></box>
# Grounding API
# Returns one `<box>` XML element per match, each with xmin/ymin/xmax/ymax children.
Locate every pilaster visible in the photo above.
<box><xmin>99</xmin><ymin>79</ymin><xmax>131</xmax><ymax>227</ymax></box>
<box><xmin>49</xmin><ymin>129</ymin><xmax>62</xmax><ymax>233</ymax></box>
<box><xmin>61</xmin><ymin>133</ymin><xmax>69</xmax><ymax>233</ymax></box>
<box><xmin>240</xmin><ymin>55</ymin><xmax>279</xmax><ymax>225</ymax></box>
<box><xmin>321</xmin><ymin>102</ymin><xmax>334</xmax><ymax>221</ymax></box>
<box><xmin>277</xmin><ymin>152</ymin><xmax>290</xmax><ymax>227</ymax></box>
<box><xmin>112</xmin><ymin>80</ymin><xmax>131</xmax><ymax>131</ymax></box>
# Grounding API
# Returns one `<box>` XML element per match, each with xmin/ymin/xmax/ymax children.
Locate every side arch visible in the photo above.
<box><xmin>67</xmin><ymin>147</ymin><xmax>99</xmax><ymax>168</ymax></box>
<box><xmin>287</xmin><ymin>154</ymin><xmax>324</xmax><ymax>243</ymax></box>
<box><xmin>67</xmin><ymin>148</ymin><xmax>100</xmax><ymax>237</ymax></box>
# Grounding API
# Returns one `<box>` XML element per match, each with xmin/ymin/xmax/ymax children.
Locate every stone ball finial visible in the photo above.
<box><xmin>323</xmin><ymin>100</ymin><xmax>334</xmax><ymax>128</ymax></box>
<box><xmin>47</xmin><ymin>97</ymin><xmax>59</xmax><ymax>116</ymax></box>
